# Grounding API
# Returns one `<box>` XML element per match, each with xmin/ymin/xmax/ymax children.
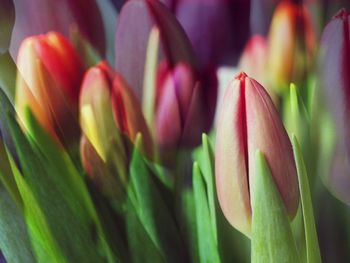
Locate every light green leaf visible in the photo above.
<box><xmin>292</xmin><ymin>135</ymin><xmax>321</xmax><ymax>263</ymax></box>
<box><xmin>251</xmin><ymin>151</ymin><xmax>299</xmax><ymax>263</ymax></box>
<box><xmin>193</xmin><ymin>162</ymin><xmax>221</xmax><ymax>263</ymax></box>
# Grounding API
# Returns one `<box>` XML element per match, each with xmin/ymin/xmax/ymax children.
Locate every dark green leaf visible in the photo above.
<box><xmin>0</xmin><ymin>184</ymin><xmax>35</xmax><ymax>263</ymax></box>
<box><xmin>127</xmin><ymin>134</ymin><xmax>185</xmax><ymax>262</ymax></box>
<box><xmin>6</xmin><ymin>109</ymin><xmax>115</xmax><ymax>262</ymax></box>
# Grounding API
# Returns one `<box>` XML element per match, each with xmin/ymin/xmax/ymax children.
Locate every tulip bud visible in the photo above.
<box><xmin>155</xmin><ymin>61</ymin><xmax>217</xmax><ymax>150</ymax></box>
<box><xmin>238</xmin><ymin>35</ymin><xmax>268</xmax><ymax>88</ymax></box>
<box><xmin>80</xmin><ymin>62</ymin><xmax>153</xmax><ymax>195</ymax></box>
<box><xmin>267</xmin><ymin>1</ymin><xmax>315</xmax><ymax>92</ymax></box>
<box><xmin>215</xmin><ymin>72</ymin><xmax>299</xmax><ymax>236</ymax></box>
<box><xmin>15</xmin><ymin>32</ymin><xmax>84</xmax><ymax>144</ymax></box>
<box><xmin>320</xmin><ymin>8</ymin><xmax>350</xmax><ymax>152</ymax></box>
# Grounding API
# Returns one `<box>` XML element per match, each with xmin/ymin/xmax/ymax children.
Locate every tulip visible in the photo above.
<box><xmin>163</xmin><ymin>0</ymin><xmax>250</xmax><ymax>67</ymax></box>
<box><xmin>319</xmin><ymin>9</ymin><xmax>350</xmax><ymax>204</ymax></box>
<box><xmin>215</xmin><ymin>72</ymin><xmax>299</xmax><ymax>236</ymax></box>
<box><xmin>238</xmin><ymin>35</ymin><xmax>268</xmax><ymax>88</ymax></box>
<box><xmin>267</xmin><ymin>1</ymin><xmax>315</xmax><ymax>93</ymax></box>
<box><xmin>115</xmin><ymin>0</ymin><xmax>198</xmax><ymax>98</ymax></box>
<box><xmin>10</xmin><ymin>0</ymin><xmax>105</xmax><ymax>58</ymax></box>
<box><xmin>320</xmin><ymin>8</ymin><xmax>350</xmax><ymax>153</ymax></box>
<box><xmin>80</xmin><ymin>61</ymin><xmax>153</xmax><ymax>194</ymax></box>
<box><xmin>155</xmin><ymin>61</ymin><xmax>217</xmax><ymax>150</ymax></box>
<box><xmin>15</xmin><ymin>32</ymin><xmax>84</xmax><ymax>144</ymax></box>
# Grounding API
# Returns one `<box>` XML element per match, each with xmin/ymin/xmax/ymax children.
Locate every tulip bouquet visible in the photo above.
<box><xmin>1</xmin><ymin>0</ymin><xmax>350</xmax><ymax>262</ymax></box>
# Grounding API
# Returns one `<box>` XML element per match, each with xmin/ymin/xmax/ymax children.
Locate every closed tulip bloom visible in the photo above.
<box><xmin>80</xmin><ymin>61</ymin><xmax>152</xmax><ymax>171</ymax></box>
<box><xmin>15</xmin><ymin>32</ymin><xmax>83</xmax><ymax>144</ymax></box>
<box><xmin>155</xmin><ymin>61</ymin><xmax>217</xmax><ymax>150</ymax></box>
<box><xmin>267</xmin><ymin>1</ymin><xmax>315</xmax><ymax>92</ymax></box>
<box><xmin>80</xmin><ymin>62</ymin><xmax>153</xmax><ymax>196</ymax></box>
<box><xmin>215</xmin><ymin>72</ymin><xmax>299</xmax><ymax>236</ymax></box>
<box><xmin>320</xmin><ymin>9</ymin><xmax>350</xmax><ymax>204</ymax></box>
<box><xmin>320</xmin><ymin>8</ymin><xmax>350</xmax><ymax>152</ymax></box>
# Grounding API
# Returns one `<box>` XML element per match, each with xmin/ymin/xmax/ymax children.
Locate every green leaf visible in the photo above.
<box><xmin>5</xmin><ymin>110</ymin><xmax>116</xmax><ymax>262</ymax></box>
<box><xmin>0</xmin><ymin>53</ymin><xmax>16</xmax><ymax>101</ymax></box>
<box><xmin>0</xmin><ymin>138</ymin><xmax>21</xmax><ymax>206</ymax></box>
<box><xmin>8</xmin><ymin>157</ymin><xmax>66</xmax><ymax>263</ymax></box>
<box><xmin>251</xmin><ymin>150</ymin><xmax>299</xmax><ymax>263</ymax></box>
<box><xmin>199</xmin><ymin>134</ymin><xmax>217</xmax><ymax>241</ymax></box>
<box><xmin>24</xmin><ymin>108</ymin><xmax>120</xmax><ymax>262</ymax></box>
<box><xmin>292</xmin><ymin>135</ymin><xmax>321</xmax><ymax>263</ymax></box>
<box><xmin>0</xmin><ymin>184</ymin><xmax>35</xmax><ymax>263</ymax></box>
<box><xmin>193</xmin><ymin>162</ymin><xmax>221</xmax><ymax>263</ymax></box>
<box><xmin>127</xmin><ymin>134</ymin><xmax>185</xmax><ymax>262</ymax></box>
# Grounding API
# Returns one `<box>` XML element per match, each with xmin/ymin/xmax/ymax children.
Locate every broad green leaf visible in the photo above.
<box><xmin>127</xmin><ymin>134</ymin><xmax>185</xmax><ymax>262</ymax></box>
<box><xmin>193</xmin><ymin>162</ymin><xmax>221</xmax><ymax>263</ymax></box>
<box><xmin>6</xmin><ymin>111</ymin><xmax>111</xmax><ymax>262</ymax></box>
<box><xmin>251</xmin><ymin>151</ymin><xmax>299</xmax><ymax>263</ymax></box>
<box><xmin>292</xmin><ymin>135</ymin><xmax>321</xmax><ymax>263</ymax></box>
<box><xmin>8</xmin><ymin>157</ymin><xmax>66</xmax><ymax>263</ymax></box>
<box><xmin>24</xmin><ymin>109</ymin><xmax>121</xmax><ymax>262</ymax></box>
<box><xmin>0</xmin><ymin>184</ymin><xmax>35</xmax><ymax>263</ymax></box>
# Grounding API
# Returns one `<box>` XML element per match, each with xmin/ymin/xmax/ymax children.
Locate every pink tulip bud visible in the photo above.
<box><xmin>15</xmin><ymin>32</ymin><xmax>84</xmax><ymax>144</ymax></box>
<box><xmin>155</xmin><ymin>61</ymin><xmax>217</xmax><ymax>150</ymax></box>
<box><xmin>215</xmin><ymin>72</ymin><xmax>299</xmax><ymax>236</ymax></box>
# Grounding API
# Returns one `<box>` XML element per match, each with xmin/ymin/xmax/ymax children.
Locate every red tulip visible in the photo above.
<box><xmin>215</xmin><ymin>72</ymin><xmax>299</xmax><ymax>236</ymax></box>
<box><xmin>80</xmin><ymin>61</ymin><xmax>153</xmax><ymax>195</ymax></box>
<box><xmin>80</xmin><ymin>61</ymin><xmax>152</xmax><ymax>164</ymax></box>
<box><xmin>15</xmin><ymin>32</ymin><xmax>84</xmax><ymax>144</ymax></box>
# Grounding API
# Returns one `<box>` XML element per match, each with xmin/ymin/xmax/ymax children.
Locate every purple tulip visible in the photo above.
<box><xmin>9</xmin><ymin>0</ymin><xmax>105</xmax><ymax>58</ymax></box>
<box><xmin>164</xmin><ymin>0</ymin><xmax>250</xmax><ymax>67</ymax></box>
<box><xmin>155</xmin><ymin>61</ymin><xmax>217</xmax><ymax>150</ymax></box>
<box><xmin>320</xmin><ymin>8</ymin><xmax>350</xmax><ymax>153</ymax></box>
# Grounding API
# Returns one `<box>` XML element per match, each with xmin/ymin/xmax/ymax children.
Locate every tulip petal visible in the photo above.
<box><xmin>245</xmin><ymin>78</ymin><xmax>299</xmax><ymax>218</ymax></box>
<box><xmin>115</xmin><ymin>0</ymin><xmax>196</xmax><ymax>98</ymax></box>
<box><xmin>10</xmin><ymin>0</ymin><xmax>105</xmax><ymax>57</ymax></box>
<box><xmin>215</xmin><ymin>75</ymin><xmax>251</xmax><ymax>236</ymax></box>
